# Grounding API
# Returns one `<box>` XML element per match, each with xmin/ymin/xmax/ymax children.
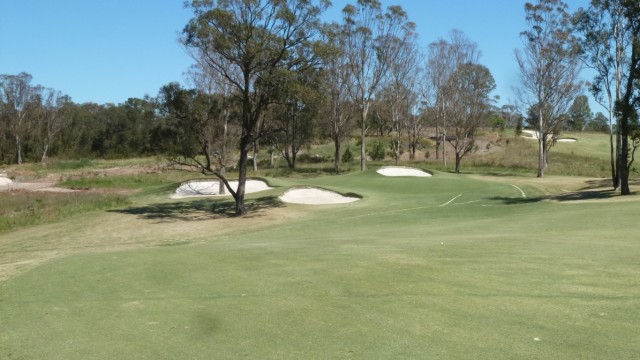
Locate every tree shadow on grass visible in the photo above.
<box><xmin>488</xmin><ymin>189</ymin><xmax>619</xmax><ymax>205</ymax></box>
<box><xmin>109</xmin><ymin>195</ymin><xmax>284</xmax><ymax>223</ymax></box>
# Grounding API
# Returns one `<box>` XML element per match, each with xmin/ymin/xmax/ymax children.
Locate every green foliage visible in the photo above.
<box><xmin>368</xmin><ymin>139</ymin><xmax>387</xmax><ymax>160</ymax></box>
<box><xmin>341</xmin><ymin>147</ymin><xmax>353</xmax><ymax>163</ymax></box>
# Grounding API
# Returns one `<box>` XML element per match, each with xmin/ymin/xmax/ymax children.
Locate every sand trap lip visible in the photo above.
<box><xmin>171</xmin><ymin>179</ymin><xmax>272</xmax><ymax>198</ymax></box>
<box><xmin>376</xmin><ymin>166</ymin><xmax>432</xmax><ymax>177</ymax></box>
<box><xmin>279</xmin><ymin>187</ymin><xmax>360</xmax><ymax>205</ymax></box>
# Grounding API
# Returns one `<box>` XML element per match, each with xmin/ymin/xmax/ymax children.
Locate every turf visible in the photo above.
<box><xmin>1</xmin><ymin>169</ymin><xmax>639</xmax><ymax>359</ymax></box>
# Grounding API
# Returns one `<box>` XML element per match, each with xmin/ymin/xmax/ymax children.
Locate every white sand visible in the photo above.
<box><xmin>0</xmin><ymin>176</ymin><xmax>12</xmax><ymax>186</ymax></box>
<box><xmin>171</xmin><ymin>179</ymin><xmax>272</xmax><ymax>198</ymax></box>
<box><xmin>376</xmin><ymin>166</ymin><xmax>432</xmax><ymax>177</ymax></box>
<box><xmin>279</xmin><ymin>187</ymin><xmax>360</xmax><ymax>205</ymax></box>
<box><xmin>521</xmin><ymin>130</ymin><xmax>576</xmax><ymax>142</ymax></box>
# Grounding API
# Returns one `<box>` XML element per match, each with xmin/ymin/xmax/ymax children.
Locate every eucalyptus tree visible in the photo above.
<box><xmin>0</xmin><ymin>73</ymin><xmax>39</xmax><ymax>164</ymax></box>
<box><xmin>574</xmin><ymin>0</ymin><xmax>640</xmax><ymax>193</ymax></box>
<box><xmin>264</xmin><ymin>68</ymin><xmax>321</xmax><ymax>169</ymax></box>
<box><xmin>381</xmin><ymin>12</ymin><xmax>420</xmax><ymax>165</ymax></box>
<box><xmin>340</xmin><ymin>0</ymin><xmax>413</xmax><ymax>171</ymax></box>
<box><xmin>424</xmin><ymin>30</ymin><xmax>480</xmax><ymax>164</ymax></box>
<box><xmin>38</xmin><ymin>88</ymin><xmax>71</xmax><ymax>162</ymax></box>
<box><xmin>320</xmin><ymin>23</ymin><xmax>355</xmax><ymax>173</ymax></box>
<box><xmin>614</xmin><ymin>0</ymin><xmax>640</xmax><ymax>195</ymax></box>
<box><xmin>515</xmin><ymin>0</ymin><xmax>583</xmax><ymax>177</ymax></box>
<box><xmin>445</xmin><ymin>63</ymin><xmax>496</xmax><ymax>173</ymax></box>
<box><xmin>182</xmin><ymin>0</ymin><xmax>330</xmax><ymax>215</ymax></box>
<box><xmin>567</xmin><ymin>94</ymin><xmax>592</xmax><ymax>131</ymax></box>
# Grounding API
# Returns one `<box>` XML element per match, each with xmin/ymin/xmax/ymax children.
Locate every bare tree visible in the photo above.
<box><xmin>182</xmin><ymin>0</ymin><xmax>329</xmax><ymax>215</ymax></box>
<box><xmin>516</xmin><ymin>0</ymin><xmax>583</xmax><ymax>177</ymax></box>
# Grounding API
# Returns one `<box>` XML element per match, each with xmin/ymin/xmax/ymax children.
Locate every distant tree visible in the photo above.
<box><xmin>567</xmin><ymin>95</ymin><xmax>592</xmax><ymax>131</ymax></box>
<box><xmin>586</xmin><ymin>111</ymin><xmax>611</xmax><ymax>132</ymax></box>
<box><xmin>425</xmin><ymin>30</ymin><xmax>480</xmax><ymax>165</ymax></box>
<box><xmin>516</xmin><ymin>0</ymin><xmax>583</xmax><ymax>177</ymax></box>
<box><xmin>0</xmin><ymin>73</ymin><xmax>39</xmax><ymax>164</ymax></box>
<box><xmin>320</xmin><ymin>23</ymin><xmax>355</xmax><ymax>173</ymax></box>
<box><xmin>38</xmin><ymin>88</ymin><xmax>71</xmax><ymax>162</ymax></box>
<box><xmin>182</xmin><ymin>0</ymin><xmax>329</xmax><ymax>215</ymax></box>
<box><xmin>445</xmin><ymin>63</ymin><xmax>496</xmax><ymax>173</ymax></box>
<box><xmin>340</xmin><ymin>0</ymin><xmax>413</xmax><ymax>171</ymax></box>
<box><xmin>265</xmin><ymin>69</ymin><xmax>321</xmax><ymax>169</ymax></box>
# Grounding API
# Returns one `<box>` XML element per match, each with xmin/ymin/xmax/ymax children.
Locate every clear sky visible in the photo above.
<box><xmin>0</xmin><ymin>0</ymin><xmax>593</xmax><ymax>108</ymax></box>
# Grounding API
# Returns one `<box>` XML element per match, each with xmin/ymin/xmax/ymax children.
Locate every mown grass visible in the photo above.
<box><xmin>1</xmin><ymin>170</ymin><xmax>639</xmax><ymax>359</ymax></box>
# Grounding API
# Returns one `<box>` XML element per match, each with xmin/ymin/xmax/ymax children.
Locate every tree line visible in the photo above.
<box><xmin>2</xmin><ymin>0</ymin><xmax>640</xmax><ymax>212</ymax></box>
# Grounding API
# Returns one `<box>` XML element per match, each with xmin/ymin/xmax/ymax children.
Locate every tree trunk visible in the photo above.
<box><xmin>620</xmin><ymin>134</ymin><xmax>630</xmax><ymax>195</ymax></box>
<box><xmin>455</xmin><ymin>152</ymin><xmax>461</xmax><ymax>173</ymax></box>
<box><xmin>609</xmin><ymin>117</ymin><xmax>617</xmax><ymax>190</ymax></box>
<box><xmin>360</xmin><ymin>107</ymin><xmax>367</xmax><ymax>171</ymax></box>
<box><xmin>252</xmin><ymin>140</ymin><xmax>259</xmax><ymax>172</ymax></box>
<box><xmin>15</xmin><ymin>135</ymin><xmax>22</xmax><ymax>165</ymax></box>
<box><xmin>334</xmin><ymin>136</ymin><xmax>341</xmax><ymax>174</ymax></box>
<box><xmin>537</xmin><ymin>109</ymin><xmax>544</xmax><ymax>178</ymax></box>
<box><xmin>218</xmin><ymin>166</ymin><xmax>226</xmax><ymax>195</ymax></box>
<box><xmin>41</xmin><ymin>142</ymin><xmax>49</xmax><ymax>163</ymax></box>
<box><xmin>235</xmin><ymin>146</ymin><xmax>248</xmax><ymax>215</ymax></box>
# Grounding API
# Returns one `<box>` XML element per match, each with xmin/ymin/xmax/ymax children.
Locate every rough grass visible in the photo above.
<box><xmin>0</xmin><ymin>191</ymin><xmax>129</xmax><ymax>234</ymax></box>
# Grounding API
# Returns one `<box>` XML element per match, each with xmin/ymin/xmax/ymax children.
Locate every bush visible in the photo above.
<box><xmin>368</xmin><ymin>140</ymin><xmax>387</xmax><ymax>161</ymax></box>
<box><xmin>342</xmin><ymin>147</ymin><xmax>353</xmax><ymax>163</ymax></box>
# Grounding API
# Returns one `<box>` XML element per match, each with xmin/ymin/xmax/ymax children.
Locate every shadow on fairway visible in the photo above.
<box><xmin>109</xmin><ymin>195</ymin><xmax>284</xmax><ymax>222</ymax></box>
<box><xmin>489</xmin><ymin>189</ymin><xmax>619</xmax><ymax>205</ymax></box>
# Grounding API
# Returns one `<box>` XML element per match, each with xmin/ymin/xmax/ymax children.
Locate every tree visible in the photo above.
<box><xmin>614</xmin><ymin>0</ymin><xmax>640</xmax><ymax>195</ymax></box>
<box><xmin>516</xmin><ymin>0</ymin><xmax>583</xmax><ymax>177</ymax></box>
<box><xmin>182</xmin><ymin>0</ymin><xmax>329</xmax><ymax>215</ymax></box>
<box><xmin>567</xmin><ymin>94</ymin><xmax>592</xmax><ymax>131</ymax></box>
<box><xmin>38</xmin><ymin>88</ymin><xmax>71</xmax><ymax>162</ymax></box>
<box><xmin>445</xmin><ymin>63</ymin><xmax>496</xmax><ymax>173</ymax></box>
<box><xmin>380</xmin><ymin>8</ymin><xmax>419</xmax><ymax>165</ymax></box>
<box><xmin>265</xmin><ymin>69</ymin><xmax>320</xmax><ymax>169</ymax></box>
<box><xmin>340</xmin><ymin>0</ymin><xmax>413</xmax><ymax>171</ymax></box>
<box><xmin>0</xmin><ymin>73</ymin><xmax>39</xmax><ymax>164</ymax></box>
<box><xmin>424</xmin><ymin>30</ymin><xmax>480</xmax><ymax>165</ymax></box>
<box><xmin>574</xmin><ymin>1</ymin><xmax>628</xmax><ymax>189</ymax></box>
<box><xmin>320</xmin><ymin>23</ymin><xmax>355</xmax><ymax>173</ymax></box>
<box><xmin>586</xmin><ymin>111</ymin><xmax>611</xmax><ymax>132</ymax></box>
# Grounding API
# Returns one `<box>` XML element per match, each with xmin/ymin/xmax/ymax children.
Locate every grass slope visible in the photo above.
<box><xmin>1</xmin><ymin>170</ymin><xmax>639</xmax><ymax>359</ymax></box>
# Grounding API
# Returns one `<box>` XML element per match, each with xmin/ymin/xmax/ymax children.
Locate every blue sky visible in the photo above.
<box><xmin>1</xmin><ymin>0</ymin><xmax>592</xmax><ymax>109</ymax></box>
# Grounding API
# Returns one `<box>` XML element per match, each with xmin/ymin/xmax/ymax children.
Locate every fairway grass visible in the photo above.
<box><xmin>1</xmin><ymin>170</ymin><xmax>639</xmax><ymax>359</ymax></box>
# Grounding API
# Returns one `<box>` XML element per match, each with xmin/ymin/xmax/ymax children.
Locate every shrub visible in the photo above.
<box><xmin>342</xmin><ymin>147</ymin><xmax>353</xmax><ymax>163</ymax></box>
<box><xmin>368</xmin><ymin>140</ymin><xmax>387</xmax><ymax>161</ymax></box>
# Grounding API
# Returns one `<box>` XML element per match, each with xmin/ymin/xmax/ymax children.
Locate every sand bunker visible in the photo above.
<box><xmin>0</xmin><ymin>176</ymin><xmax>12</xmax><ymax>186</ymax></box>
<box><xmin>376</xmin><ymin>166</ymin><xmax>432</xmax><ymax>177</ymax></box>
<box><xmin>172</xmin><ymin>179</ymin><xmax>272</xmax><ymax>198</ymax></box>
<box><xmin>521</xmin><ymin>130</ymin><xmax>576</xmax><ymax>142</ymax></box>
<box><xmin>279</xmin><ymin>187</ymin><xmax>360</xmax><ymax>205</ymax></box>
